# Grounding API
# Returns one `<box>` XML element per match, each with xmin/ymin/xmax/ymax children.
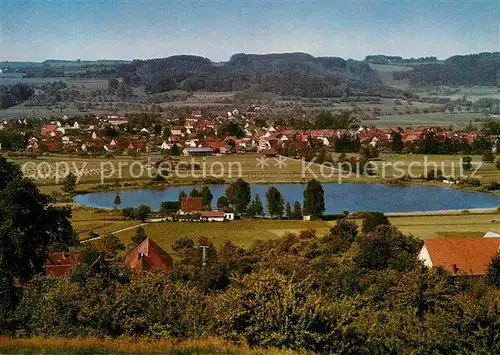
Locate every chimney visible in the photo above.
<box><xmin>451</xmin><ymin>264</ymin><xmax>458</xmax><ymax>273</ymax></box>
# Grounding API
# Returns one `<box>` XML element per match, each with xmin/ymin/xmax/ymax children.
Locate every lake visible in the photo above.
<box><xmin>73</xmin><ymin>183</ymin><xmax>500</xmax><ymax>213</ymax></box>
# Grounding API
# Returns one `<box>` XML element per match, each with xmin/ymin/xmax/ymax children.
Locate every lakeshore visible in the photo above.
<box><xmin>8</xmin><ymin>152</ymin><xmax>500</xmax><ymax>197</ymax></box>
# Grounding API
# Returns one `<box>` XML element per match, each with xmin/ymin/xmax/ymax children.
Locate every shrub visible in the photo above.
<box><xmin>487</xmin><ymin>181</ymin><xmax>500</xmax><ymax>191</ymax></box>
<box><xmin>361</xmin><ymin>211</ymin><xmax>390</xmax><ymax>233</ymax></box>
<box><xmin>355</xmin><ymin>225</ymin><xmax>420</xmax><ymax>271</ymax></box>
<box><xmin>462</xmin><ymin>156</ymin><xmax>472</xmax><ymax>170</ymax></box>
<box><xmin>212</xmin><ymin>270</ymin><xmax>365</xmax><ymax>352</ymax></box>
<box><xmin>320</xmin><ymin>213</ymin><xmax>346</xmax><ymax>221</ymax></box>
<box><xmin>482</xmin><ymin>150</ymin><xmax>495</xmax><ymax>163</ymax></box>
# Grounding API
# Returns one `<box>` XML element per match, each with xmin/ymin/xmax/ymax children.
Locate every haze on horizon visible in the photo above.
<box><xmin>1</xmin><ymin>0</ymin><xmax>499</xmax><ymax>62</ymax></box>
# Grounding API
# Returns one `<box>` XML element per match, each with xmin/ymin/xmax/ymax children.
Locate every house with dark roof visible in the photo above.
<box><xmin>182</xmin><ymin>147</ymin><xmax>214</xmax><ymax>156</ymax></box>
<box><xmin>125</xmin><ymin>238</ymin><xmax>173</xmax><ymax>274</ymax></box>
<box><xmin>419</xmin><ymin>237</ymin><xmax>500</xmax><ymax>275</ymax></box>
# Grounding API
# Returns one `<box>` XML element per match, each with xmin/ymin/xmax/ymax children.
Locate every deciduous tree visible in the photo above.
<box><xmin>266</xmin><ymin>186</ymin><xmax>284</xmax><ymax>218</ymax></box>
<box><xmin>0</xmin><ymin>157</ymin><xmax>77</xmax><ymax>281</ymax></box>
<box><xmin>226</xmin><ymin>178</ymin><xmax>251</xmax><ymax>215</ymax></box>
<box><xmin>303</xmin><ymin>179</ymin><xmax>325</xmax><ymax>219</ymax></box>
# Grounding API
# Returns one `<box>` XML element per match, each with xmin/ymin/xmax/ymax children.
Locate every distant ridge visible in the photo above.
<box><xmin>117</xmin><ymin>52</ymin><xmax>399</xmax><ymax>97</ymax></box>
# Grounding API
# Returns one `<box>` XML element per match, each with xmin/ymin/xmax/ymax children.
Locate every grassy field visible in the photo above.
<box><xmin>389</xmin><ymin>213</ymin><xmax>500</xmax><ymax>238</ymax></box>
<box><xmin>417</xmin><ymin>86</ymin><xmax>500</xmax><ymax>102</ymax></box>
<box><xmin>369</xmin><ymin>63</ymin><xmax>412</xmax><ymax>90</ymax></box>
<box><xmin>71</xmin><ymin>207</ymin><xmax>500</xmax><ymax>252</ymax></box>
<box><xmin>117</xmin><ymin>219</ymin><xmax>335</xmax><ymax>252</ymax></box>
<box><xmin>0</xmin><ymin>337</ymin><xmax>295</xmax><ymax>355</ymax></box>
<box><xmin>71</xmin><ymin>207</ymin><xmax>140</xmax><ymax>239</ymax></box>
<box><xmin>363</xmin><ymin>112</ymin><xmax>484</xmax><ymax>128</ymax></box>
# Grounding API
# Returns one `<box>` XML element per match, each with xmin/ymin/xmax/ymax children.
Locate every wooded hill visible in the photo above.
<box><xmin>392</xmin><ymin>52</ymin><xmax>500</xmax><ymax>87</ymax></box>
<box><xmin>117</xmin><ymin>52</ymin><xmax>401</xmax><ymax>97</ymax></box>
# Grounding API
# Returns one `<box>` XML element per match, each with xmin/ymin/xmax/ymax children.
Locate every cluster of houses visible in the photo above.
<box><xmin>1</xmin><ymin>108</ymin><xmax>495</xmax><ymax>155</ymax></box>
<box><xmin>177</xmin><ymin>196</ymin><xmax>234</xmax><ymax>222</ymax></box>
<box><xmin>44</xmin><ymin>197</ymin><xmax>234</xmax><ymax>277</ymax></box>
<box><xmin>45</xmin><ymin>237</ymin><xmax>173</xmax><ymax>276</ymax></box>
<box><xmin>46</xmin><ymin>228</ymin><xmax>500</xmax><ymax>278</ymax></box>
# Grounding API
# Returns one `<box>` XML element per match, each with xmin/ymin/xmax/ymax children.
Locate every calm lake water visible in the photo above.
<box><xmin>73</xmin><ymin>183</ymin><xmax>500</xmax><ymax>213</ymax></box>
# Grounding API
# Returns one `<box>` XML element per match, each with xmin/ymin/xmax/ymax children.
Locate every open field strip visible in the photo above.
<box><xmin>72</xmin><ymin>207</ymin><xmax>500</xmax><ymax>253</ymax></box>
<box><xmin>363</xmin><ymin>112</ymin><xmax>485</xmax><ymax>128</ymax></box>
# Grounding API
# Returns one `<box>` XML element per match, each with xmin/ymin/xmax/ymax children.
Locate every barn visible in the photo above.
<box><xmin>182</xmin><ymin>147</ymin><xmax>214</xmax><ymax>156</ymax></box>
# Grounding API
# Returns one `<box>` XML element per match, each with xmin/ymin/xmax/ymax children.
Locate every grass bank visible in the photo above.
<box><xmin>0</xmin><ymin>337</ymin><xmax>299</xmax><ymax>355</ymax></box>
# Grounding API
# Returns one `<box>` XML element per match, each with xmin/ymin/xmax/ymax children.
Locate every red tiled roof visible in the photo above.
<box><xmin>46</xmin><ymin>141</ymin><xmax>64</xmax><ymax>152</ymax></box>
<box><xmin>180</xmin><ymin>197</ymin><xmax>203</xmax><ymax>212</ymax></box>
<box><xmin>41</xmin><ymin>124</ymin><xmax>58</xmax><ymax>134</ymax></box>
<box><xmin>45</xmin><ymin>252</ymin><xmax>77</xmax><ymax>277</ymax></box>
<box><xmin>129</xmin><ymin>140</ymin><xmax>147</xmax><ymax>150</ymax></box>
<box><xmin>422</xmin><ymin>237</ymin><xmax>500</xmax><ymax>275</ymax></box>
<box><xmin>105</xmin><ymin>115</ymin><xmax>128</xmax><ymax>121</ymax></box>
<box><xmin>207</xmin><ymin>141</ymin><xmax>227</xmax><ymax>151</ymax></box>
<box><xmin>201</xmin><ymin>211</ymin><xmax>225</xmax><ymax>217</ymax></box>
<box><xmin>125</xmin><ymin>238</ymin><xmax>173</xmax><ymax>273</ymax></box>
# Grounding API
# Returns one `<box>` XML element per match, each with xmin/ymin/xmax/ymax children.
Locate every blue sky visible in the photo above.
<box><xmin>1</xmin><ymin>0</ymin><xmax>499</xmax><ymax>61</ymax></box>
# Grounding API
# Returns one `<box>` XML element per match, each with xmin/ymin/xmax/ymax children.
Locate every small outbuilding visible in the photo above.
<box><xmin>182</xmin><ymin>147</ymin><xmax>214</xmax><ymax>156</ymax></box>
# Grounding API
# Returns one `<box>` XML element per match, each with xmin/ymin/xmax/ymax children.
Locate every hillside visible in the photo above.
<box><xmin>390</xmin><ymin>52</ymin><xmax>500</xmax><ymax>87</ymax></box>
<box><xmin>118</xmin><ymin>53</ymin><xmax>401</xmax><ymax>98</ymax></box>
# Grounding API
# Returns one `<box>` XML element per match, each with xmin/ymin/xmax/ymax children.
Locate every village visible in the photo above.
<box><xmin>0</xmin><ymin>107</ymin><xmax>494</xmax><ymax>157</ymax></box>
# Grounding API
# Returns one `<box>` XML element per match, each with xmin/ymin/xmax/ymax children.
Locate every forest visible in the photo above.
<box><xmin>0</xmin><ymin>84</ymin><xmax>34</xmax><ymax>109</ymax></box>
<box><xmin>116</xmin><ymin>53</ymin><xmax>399</xmax><ymax>97</ymax></box>
<box><xmin>393</xmin><ymin>52</ymin><xmax>500</xmax><ymax>87</ymax></box>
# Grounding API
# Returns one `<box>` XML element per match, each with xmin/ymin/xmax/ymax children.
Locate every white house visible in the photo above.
<box><xmin>140</xmin><ymin>128</ymin><xmax>149</xmax><ymax>134</ymax></box>
<box><xmin>73</xmin><ymin>121</ymin><xmax>80</xmax><ymax>129</ymax></box>
<box><xmin>484</xmin><ymin>231</ymin><xmax>500</xmax><ymax>238</ymax></box>
<box><xmin>259</xmin><ymin>137</ymin><xmax>272</xmax><ymax>150</ymax></box>
<box><xmin>160</xmin><ymin>141</ymin><xmax>171</xmax><ymax>150</ymax></box>
<box><xmin>185</xmin><ymin>139</ymin><xmax>198</xmax><ymax>148</ymax></box>
<box><xmin>91</xmin><ymin>131</ymin><xmax>98</xmax><ymax>140</ymax></box>
<box><xmin>201</xmin><ymin>211</ymin><xmax>226</xmax><ymax>222</ymax></box>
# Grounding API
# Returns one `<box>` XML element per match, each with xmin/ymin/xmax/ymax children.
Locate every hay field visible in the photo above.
<box><xmin>369</xmin><ymin>63</ymin><xmax>412</xmax><ymax>90</ymax></box>
<box><xmin>363</xmin><ymin>112</ymin><xmax>484</xmax><ymax>128</ymax></box>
